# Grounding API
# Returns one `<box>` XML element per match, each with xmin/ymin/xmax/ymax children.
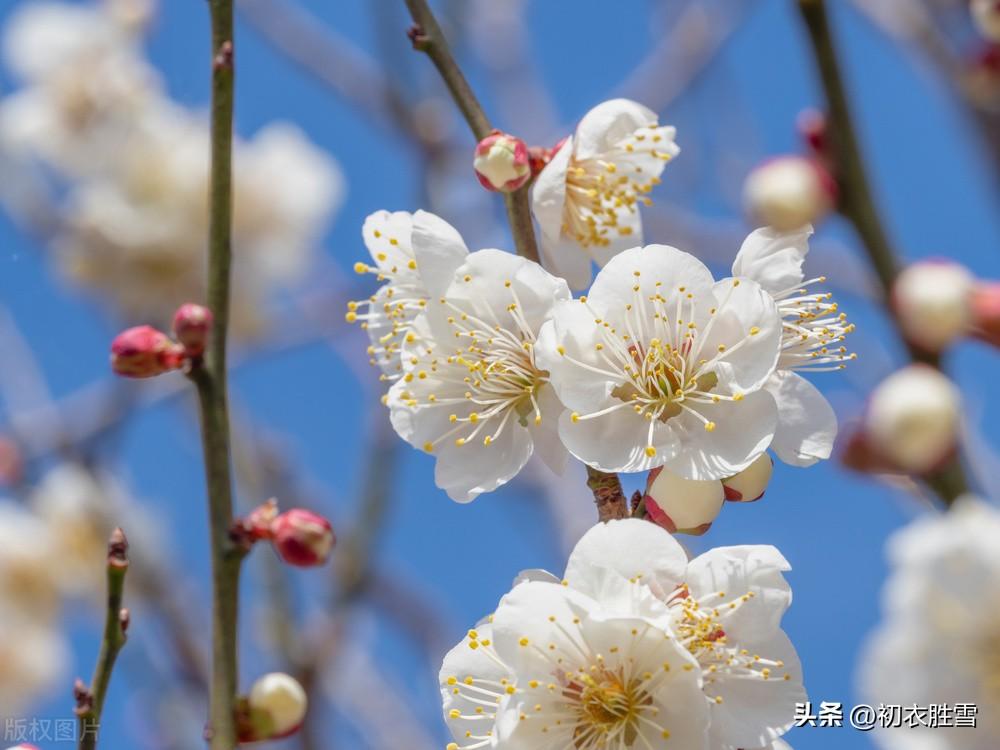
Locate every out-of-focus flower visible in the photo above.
<box><xmin>743</xmin><ymin>157</ymin><xmax>835</xmax><ymax>232</ymax></box>
<box><xmin>893</xmin><ymin>259</ymin><xmax>973</xmax><ymax>353</ymax></box>
<box><xmin>172</xmin><ymin>303</ymin><xmax>212</xmax><ymax>357</ymax></box>
<box><xmin>972</xmin><ymin>0</ymin><xmax>1000</xmax><ymax>41</ymax></box>
<box><xmin>723</xmin><ymin>453</ymin><xmax>774</xmax><ymax>502</ymax></box>
<box><xmin>388</xmin><ymin>249</ymin><xmax>570</xmax><ymax>501</ymax></box>
<box><xmin>441</xmin><ymin>520</ymin><xmax>803</xmax><ymax>750</ymax></box>
<box><xmin>0</xmin><ymin>611</ymin><xmax>68</xmax><ymax>720</ymax></box>
<box><xmin>531</xmin><ymin>99</ymin><xmax>679</xmax><ymax>289</ymax></box>
<box><xmin>643</xmin><ymin>465</ymin><xmax>725</xmax><ymax>534</ymax></box>
<box><xmin>270</xmin><ymin>509</ymin><xmax>335</xmax><ymax>567</ymax></box>
<box><xmin>349</xmin><ymin>210</ymin><xmax>469</xmax><ymax>379</ymax></box>
<box><xmin>110</xmin><ymin>324</ymin><xmax>183</xmax><ymax>378</ymax></box>
<box><xmin>536</xmin><ymin>244</ymin><xmax>782</xmax><ymax>479</ymax></box>
<box><xmin>0</xmin><ymin>437</ymin><xmax>24</xmax><ymax>486</ymax></box>
<box><xmin>473</xmin><ymin>131</ymin><xmax>530</xmax><ymax>192</ymax></box>
<box><xmin>241</xmin><ymin>672</ymin><xmax>308</xmax><ymax>742</ymax></box>
<box><xmin>971</xmin><ymin>280</ymin><xmax>1000</xmax><ymax>347</ymax></box>
<box><xmin>731</xmin><ymin>227</ymin><xmax>852</xmax><ymax>467</ymax></box>
<box><xmin>0</xmin><ymin>501</ymin><xmax>61</xmax><ymax>620</ymax></box>
<box><xmin>865</xmin><ymin>365</ymin><xmax>961</xmax><ymax>474</ymax></box>
<box><xmin>861</xmin><ymin>498</ymin><xmax>1000</xmax><ymax>749</ymax></box>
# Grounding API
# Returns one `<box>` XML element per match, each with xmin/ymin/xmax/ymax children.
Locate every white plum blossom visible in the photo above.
<box><xmin>731</xmin><ymin>226</ymin><xmax>853</xmax><ymax>467</ymax></box>
<box><xmin>536</xmin><ymin>244</ymin><xmax>783</xmax><ymax>480</ymax></box>
<box><xmin>349</xmin><ymin>210</ymin><xmax>470</xmax><ymax>378</ymax></box>
<box><xmin>440</xmin><ymin>519</ymin><xmax>804</xmax><ymax>750</ymax></box>
<box><xmin>861</xmin><ymin>498</ymin><xmax>1000</xmax><ymax>750</ymax></box>
<box><xmin>0</xmin><ymin>501</ymin><xmax>62</xmax><ymax>621</ymax></box>
<box><xmin>387</xmin><ymin>248</ymin><xmax>570</xmax><ymax>502</ymax></box>
<box><xmin>531</xmin><ymin>99</ymin><xmax>679</xmax><ymax>289</ymax></box>
<box><xmin>0</xmin><ymin>610</ymin><xmax>69</xmax><ymax>721</ymax></box>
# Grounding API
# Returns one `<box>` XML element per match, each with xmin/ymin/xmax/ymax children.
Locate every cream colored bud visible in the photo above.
<box><xmin>894</xmin><ymin>260</ymin><xmax>973</xmax><ymax>352</ymax></box>
<box><xmin>743</xmin><ymin>156</ymin><xmax>833</xmax><ymax>231</ymax></box>
<box><xmin>643</xmin><ymin>467</ymin><xmax>725</xmax><ymax>535</ymax></box>
<box><xmin>722</xmin><ymin>453</ymin><xmax>773</xmax><ymax>502</ymax></box>
<box><xmin>248</xmin><ymin>672</ymin><xmax>308</xmax><ymax>738</ymax></box>
<box><xmin>867</xmin><ymin>365</ymin><xmax>961</xmax><ymax>473</ymax></box>
<box><xmin>972</xmin><ymin>0</ymin><xmax>1000</xmax><ymax>41</ymax></box>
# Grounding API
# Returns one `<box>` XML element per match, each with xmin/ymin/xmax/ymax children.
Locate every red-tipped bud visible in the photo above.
<box><xmin>172</xmin><ymin>303</ymin><xmax>213</xmax><ymax>357</ymax></box>
<box><xmin>237</xmin><ymin>672</ymin><xmax>308</xmax><ymax>742</ymax></box>
<box><xmin>972</xmin><ymin>0</ymin><xmax>1000</xmax><ymax>41</ymax></box>
<box><xmin>271</xmin><ymin>509</ymin><xmax>335</xmax><ymax>567</ymax></box>
<box><xmin>473</xmin><ymin>132</ymin><xmax>531</xmax><ymax>192</ymax></box>
<box><xmin>797</xmin><ymin>109</ymin><xmax>829</xmax><ymax>157</ymax></box>
<box><xmin>970</xmin><ymin>281</ymin><xmax>1000</xmax><ymax>347</ymax></box>
<box><xmin>892</xmin><ymin>259</ymin><xmax>973</xmax><ymax>353</ymax></box>
<box><xmin>244</xmin><ymin>498</ymin><xmax>279</xmax><ymax>541</ymax></box>
<box><xmin>722</xmin><ymin>454</ymin><xmax>773</xmax><ymax>502</ymax></box>
<box><xmin>110</xmin><ymin>325</ymin><xmax>184</xmax><ymax>378</ymax></box>
<box><xmin>642</xmin><ymin>466</ymin><xmax>725</xmax><ymax>536</ymax></box>
<box><xmin>7</xmin><ymin>745</ymin><xmax>42</xmax><ymax>750</ymax></box>
<box><xmin>743</xmin><ymin>155</ymin><xmax>836</xmax><ymax>231</ymax></box>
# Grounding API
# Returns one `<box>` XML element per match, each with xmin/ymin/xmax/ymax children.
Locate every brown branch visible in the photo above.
<box><xmin>585</xmin><ymin>466</ymin><xmax>629</xmax><ymax>522</ymax></box>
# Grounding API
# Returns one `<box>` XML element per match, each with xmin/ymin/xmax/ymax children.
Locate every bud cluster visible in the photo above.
<box><xmin>241</xmin><ymin>499</ymin><xmax>335</xmax><ymax>568</ymax></box>
<box><xmin>110</xmin><ymin>303</ymin><xmax>213</xmax><ymax>378</ymax></box>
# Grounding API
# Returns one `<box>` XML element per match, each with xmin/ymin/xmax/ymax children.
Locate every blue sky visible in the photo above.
<box><xmin>1</xmin><ymin>1</ymin><xmax>999</xmax><ymax>749</ymax></box>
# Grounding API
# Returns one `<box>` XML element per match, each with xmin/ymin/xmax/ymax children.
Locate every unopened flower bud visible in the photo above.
<box><xmin>797</xmin><ymin>109</ymin><xmax>829</xmax><ymax>157</ymax></box>
<box><xmin>743</xmin><ymin>156</ymin><xmax>835</xmax><ymax>231</ymax></box>
<box><xmin>970</xmin><ymin>281</ymin><xmax>1000</xmax><ymax>347</ymax></box>
<box><xmin>642</xmin><ymin>467</ymin><xmax>725</xmax><ymax>535</ymax></box>
<box><xmin>244</xmin><ymin>498</ymin><xmax>279</xmax><ymax>541</ymax></box>
<box><xmin>172</xmin><ymin>303</ymin><xmax>213</xmax><ymax>357</ymax></box>
<box><xmin>473</xmin><ymin>132</ymin><xmax>531</xmax><ymax>192</ymax></box>
<box><xmin>893</xmin><ymin>259</ymin><xmax>973</xmax><ymax>352</ymax></box>
<box><xmin>866</xmin><ymin>365</ymin><xmax>961</xmax><ymax>474</ymax></box>
<box><xmin>6</xmin><ymin>745</ymin><xmax>42</xmax><ymax>750</ymax></box>
<box><xmin>0</xmin><ymin>436</ymin><xmax>23</xmax><ymax>486</ymax></box>
<box><xmin>110</xmin><ymin>325</ymin><xmax>183</xmax><ymax>378</ymax></box>
<box><xmin>241</xmin><ymin>672</ymin><xmax>308</xmax><ymax>741</ymax></box>
<box><xmin>271</xmin><ymin>509</ymin><xmax>335</xmax><ymax>567</ymax></box>
<box><xmin>972</xmin><ymin>0</ymin><xmax>1000</xmax><ymax>41</ymax></box>
<box><xmin>722</xmin><ymin>453</ymin><xmax>773</xmax><ymax>502</ymax></box>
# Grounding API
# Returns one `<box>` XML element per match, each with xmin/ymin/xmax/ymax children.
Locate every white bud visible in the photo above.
<box><xmin>643</xmin><ymin>467</ymin><xmax>725</xmax><ymax>535</ymax></box>
<box><xmin>722</xmin><ymin>453</ymin><xmax>773</xmax><ymax>502</ymax></box>
<box><xmin>248</xmin><ymin>672</ymin><xmax>308</xmax><ymax>738</ymax></box>
<box><xmin>972</xmin><ymin>0</ymin><xmax>1000</xmax><ymax>41</ymax></box>
<box><xmin>743</xmin><ymin>156</ymin><xmax>833</xmax><ymax>231</ymax></box>
<box><xmin>894</xmin><ymin>260</ymin><xmax>973</xmax><ymax>352</ymax></box>
<box><xmin>867</xmin><ymin>365</ymin><xmax>961</xmax><ymax>473</ymax></box>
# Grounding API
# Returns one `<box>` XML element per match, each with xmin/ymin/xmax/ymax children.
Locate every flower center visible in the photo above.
<box><xmin>561</xmin><ymin>125</ymin><xmax>675</xmax><ymax>249</ymax></box>
<box><xmin>773</xmin><ymin>276</ymin><xmax>855</xmax><ymax>371</ymax></box>
<box><xmin>568</xmin><ymin>669</ymin><xmax>649</xmax><ymax>746</ymax></box>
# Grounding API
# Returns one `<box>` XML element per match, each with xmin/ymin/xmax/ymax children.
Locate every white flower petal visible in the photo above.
<box><xmin>362</xmin><ymin>210</ymin><xmax>415</xmax><ymax>276</ymax></box>
<box><xmin>528</xmin><ymin>383</ymin><xmax>569</xmax><ymax>476</ymax></box>
<box><xmin>573</xmin><ymin>98</ymin><xmax>658</xmax><ymax>161</ymax></box>
<box><xmin>731</xmin><ymin>226</ymin><xmax>812</xmax><ymax>296</ymax></box>
<box><xmin>764</xmin><ymin>370</ymin><xmax>836</xmax><ymax>467</ymax></box>
<box><xmin>410</xmin><ymin>209</ymin><xmax>469</xmax><ymax>297</ymax></box>
<box><xmin>531</xmin><ymin>135</ymin><xmax>572</xmax><ymax>242</ymax></box>
<box><xmin>557</xmin><ymin>403</ymin><xmax>682</xmax><ymax>473</ymax></box>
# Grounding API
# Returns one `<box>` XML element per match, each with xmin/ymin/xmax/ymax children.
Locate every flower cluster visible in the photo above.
<box><xmin>0</xmin><ymin>0</ymin><xmax>342</xmax><ymax>335</ymax></box>
<box><xmin>440</xmin><ymin>519</ymin><xmax>804</xmax><ymax>750</ymax></box>
<box><xmin>352</xmin><ymin>205</ymin><xmax>851</xmax><ymax>503</ymax></box>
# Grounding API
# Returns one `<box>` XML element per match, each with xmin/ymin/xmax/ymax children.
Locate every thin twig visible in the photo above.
<box><xmin>188</xmin><ymin>4</ymin><xmax>244</xmax><ymax>747</ymax></box>
<box><xmin>796</xmin><ymin>0</ymin><xmax>969</xmax><ymax>505</ymax></box>
<box><xmin>76</xmin><ymin>529</ymin><xmax>130</xmax><ymax>750</ymax></box>
<box><xmin>402</xmin><ymin>0</ymin><xmax>539</xmax><ymax>263</ymax></box>
<box><xmin>586</xmin><ymin>466</ymin><xmax>629</xmax><ymax>522</ymax></box>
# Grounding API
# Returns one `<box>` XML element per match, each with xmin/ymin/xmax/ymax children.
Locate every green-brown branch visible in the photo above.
<box><xmin>796</xmin><ymin>0</ymin><xmax>968</xmax><ymax>505</ymax></box>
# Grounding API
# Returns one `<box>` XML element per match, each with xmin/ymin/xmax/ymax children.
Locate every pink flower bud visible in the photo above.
<box><xmin>172</xmin><ymin>303</ymin><xmax>213</xmax><ymax>357</ymax></box>
<box><xmin>238</xmin><ymin>672</ymin><xmax>308</xmax><ymax>742</ymax></box>
<box><xmin>271</xmin><ymin>509</ymin><xmax>335</xmax><ymax>567</ymax></box>
<box><xmin>972</xmin><ymin>0</ymin><xmax>1000</xmax><ymax>41</ymax></box>
<box><xmin>6</xmin><ymin>745</ymin><xmax>42</xmax><ymax>750</ymax></box>
<box><xmin>970</xmin><ymin>281</ymin><xmax>1000</xmax><ymax>347</ymax></box>
<box><xmin>722</xmin><ymin>453</ymin><xmax>773</xmax><ymax>502</ymax></box>
<box><xmin>642</xmin><ymin>466</ymin><xmax>725</xmax><ymax>536</ymax></box>
<box><xmin>0</xmin><ymin>436</ymin><xmax>23</xmax><ymax>486</ymax></box>
<box><xmin>244</xmin><ymin>498</ymin><xmax>279</xmax><ymax>541</ymax></box>
<box><xmin>893</xmin><ymin>259</ymin><xmax>973</xmax><ymax>353</ymax></box>
<box><xmin>110</xmin><ymin>325</ymin><xmax>184</xmax><ymax>378</ymax></box>
<box><xmin>473</xmin><ymin>132</ymin><xmax>531</xmax><ymax>192</ymax></box>
<box><xmin>743</xmin><ymin>155</ymin><xmax>836</xmax><ymax>231</ymax></box>
<box><xmin>797</xmin><ymin>109</ymin><xmax>829</xmax><ymax>157</ymax></box>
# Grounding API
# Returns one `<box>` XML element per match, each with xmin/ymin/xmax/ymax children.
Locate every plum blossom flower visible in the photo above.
<box><xmin>860</xmin><ymin>498</ymin><xmax>1000</xmax><ymax>750</ymax></box>
<box><xmin>349</xmin><ymin>210</ymin><xmax>470</xmax><ymax>379</ymax></box>
<box><xmin>731</xmin><ymin>226</ymin><xmax>853</xmax><ymax>467</ymax></box>
<box><xmin>387</xmin><ymin>249</ymin><xmax>570</xmax><ymax>501</ymax></box>
<box><xmin>440</xmin><ymin>519</ymin><xmax>803</xmax><ymax>750</ymax></box>
<box><xmin>536</xmin><ymin>244</ymin><xmax>783</xmax><ymax>480</ymax></box>
<box><xmin>531</xmin><ymin>99</ymin><xmax>679</xmax><ymax>289</ymax></box>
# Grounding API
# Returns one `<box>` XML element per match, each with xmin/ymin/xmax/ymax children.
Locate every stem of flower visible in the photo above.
<box><xmin>401</xmin><ymin>0</ymin><xmax>540</xmax><ymax>264</ymax></box>
<box><xmin>586</xmin><ymin>466</ymin><xmax>630</xmax><ymax>522</ymax></box>
<box><xmin>796</xmin><ymin>0</ymin><xmax>969</xmax><ymax>505</ymax></box>
<box><xmin>76</xmin><ymin>529</ymin><xmax>130</xmax><ymax>750</ymax></box>
<box><xmin>187</xmin><ymin>2</ymin><xmax>244</xmax><ymax>747</ymax></box>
